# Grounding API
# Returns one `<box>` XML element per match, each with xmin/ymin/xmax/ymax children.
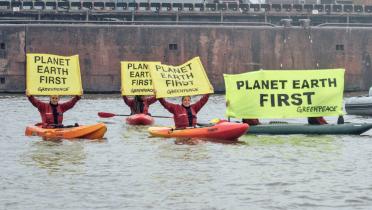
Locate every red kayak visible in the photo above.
<box><xmin>126</xmin><ymin>114</ymin><xmax>154</xmax><ymax>125</ymax></box>
<box><xmin>148</xmin><ymin>122</ymin><xmax>249</xmax><ymax>141</ymax></box>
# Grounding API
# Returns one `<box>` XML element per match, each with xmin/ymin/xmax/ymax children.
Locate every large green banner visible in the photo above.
<box><xmin>224</xmin><ymin>69</ymin><xmax>345</xmax><ymax>119</ymax></box>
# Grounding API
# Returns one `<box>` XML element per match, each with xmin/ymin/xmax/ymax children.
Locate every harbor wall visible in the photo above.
<box><xmin>1</xmin><ymin>24</ymin><xmax>372</xmax><ymax>92</ymax></box>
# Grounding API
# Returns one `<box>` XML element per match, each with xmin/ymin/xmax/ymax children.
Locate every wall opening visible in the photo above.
<box><xmin>169</xmin><ymin>43</ymin><xmax>178</xmax><ymax>50</ymax></box>
<box><xmin>0</xmin><ymin>77</ymin><xmax>5</xmax><ymax>84</ymax></box>
<box><xmin>0</xmin><ymin>43</ymin><xmax>5</xmax><ymax>50</ymax></box>
<box><xmin>336</xmin><ymin>44</ymin><xmax>344</xmax><ymax>51</ymax></box>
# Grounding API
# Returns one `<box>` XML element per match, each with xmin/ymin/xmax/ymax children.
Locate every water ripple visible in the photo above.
<box><xmin>1</xmin><ymin>94</ymin><xmax>372</xmax><ymax>209</ymax></box>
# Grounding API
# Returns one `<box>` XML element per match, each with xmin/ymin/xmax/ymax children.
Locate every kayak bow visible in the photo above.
<box><xmin>126</xmin><ymin>114</ymin><xmax>154</xmax><ymax>125</ymax></box>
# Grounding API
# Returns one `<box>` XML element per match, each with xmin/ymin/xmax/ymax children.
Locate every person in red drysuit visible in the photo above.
<box><xmin>27</xmin><ymin>93</ymin><xmax>81</xmax><ymax>128</ymax></box>
<box><xmin>158</xmin><ymin>94</ymin><xmax>209</xmax><ymax>129</ymax></box>
<box><xmin>242</xmin><ymin>118</ymin><xmax>260</xmax><ymax>126</ymax></box>
<box><xmin>123</xmin><ymin>95</ymin><xmax>157</xmax><ymax>115</ymax></box>
<box><xmin>308</xmin><ymin>117</ymin><xmax>328</xmax><ymax>125</ymax></box>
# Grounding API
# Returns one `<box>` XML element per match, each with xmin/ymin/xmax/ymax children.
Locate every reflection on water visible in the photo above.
<box><xmin>242</xmin><ymin>134</ymin><xmax>337</xmax><ymax>148</ymax></box>
<box><xmin>22</xmin><ymin>141</ymin><xmax>87</xmax><ymax>174</ymax></box>
<box><xmin>156</xmin><ymin>140</ymin><xmax>210</xmax><ymax>161</ymax></box>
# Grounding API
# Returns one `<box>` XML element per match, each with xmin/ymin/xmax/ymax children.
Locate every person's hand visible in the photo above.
<box><xmin>25</xmin><ymin>89</ymin><xmax>31</xmax><ymax>97</ymax></box>
<box><xmin>209</xmin><ymin>84</ymin><xmax>214</xmax><ymax>92</ymax></box>
<box><xmin>226</xmin><ymin>100</ymin><xmax>230</xmax><ymax>107</ymax></box>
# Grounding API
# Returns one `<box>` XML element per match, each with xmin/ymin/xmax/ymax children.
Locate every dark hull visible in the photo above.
<box><xmin>247</xmin><ymin>123</ymin><xmax>372</xmax><ymax>135</ymax></box>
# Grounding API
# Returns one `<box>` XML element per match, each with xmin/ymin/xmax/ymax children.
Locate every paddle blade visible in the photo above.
<box><xmin>98</xmin><ymin>112</ymin><xmax>116</xmax><ymax>118</ymax></box>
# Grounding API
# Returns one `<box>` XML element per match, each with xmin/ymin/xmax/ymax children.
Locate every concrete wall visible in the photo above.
<box><xmin>1</xmin><ymin>24</ymin><xmax>372</xmax><ymax>92</ymax></box>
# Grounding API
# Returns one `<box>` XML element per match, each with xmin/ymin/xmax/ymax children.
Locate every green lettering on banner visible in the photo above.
<box><xmin>236</xmin><ymin>80</ymin><xmax>288</xmax><ymax>90</ymax></box>
<box><xmin>36</xmin><ymin>65</ymin><xmax>69</xmax><ymax>76</ymax></box>
<box><xmin>39</xmin><ymin>75</ymin><xmax>67</xmax><ymax>85</ymax></box>
<box><xmin>34</xmin><ymin>56</ymin><xmax>70</xmax><ymax>66</ymax></box>
<box><xmin>131</xmin><ymin>79</ymin><xmax>152</xmax><ymax>86</ymax></box>
<box><xmin>128</xmin><ymin>63</ymin><xmax>148</xmax><ymax>70</ymax></box>
<box><xmin>129</xmin><ymin>71</ymin><xmax>150</xmax><ymax>78</ymax></box>
<box><xmin>291</xmin><ymin>78</ymin><xmax>337</xmax><ymax>89</ymax></box>
<box><xmin>259</xmin><ymin>92</ymin><xmax>315</xmax><ymax>107</ymax></box>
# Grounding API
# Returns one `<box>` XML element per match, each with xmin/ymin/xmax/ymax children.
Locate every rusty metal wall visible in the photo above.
<box><xmin>0</xmin><ymin>25</ymin><xmax>25</xmax><ymax>92</ymax></box>
<box><xmin>0</xmin><ymin>24</ymin><xmax>372</xmax><ymax>92</ymax></box>
<box><xmin>352</xmin><ymin>0</ymin><xmax>371</xmax><ymax>5</ymax></box>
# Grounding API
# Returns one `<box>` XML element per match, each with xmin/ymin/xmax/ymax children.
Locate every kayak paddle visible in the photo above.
<box><xmin>98</xmin><ymin>112</ymin><xmax>172</xmax><ymax>119</ymax></box>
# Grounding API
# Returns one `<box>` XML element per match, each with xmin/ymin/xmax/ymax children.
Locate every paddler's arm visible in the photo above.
<box><xmin>60</xmin><ymin>96</ymin><xmax>81</xmax><ymax>112</ymax></box>
<box><xmin>27</xmin><ymin>95</ymin><xmax>41</xmax><ymax>108</ymax></box>
<box><xmin>122</xmin><ymin>96</ymin><xmax>135</xmax><ymax>106</ymax></box>
<box><xmin>146</xmin><ymin>96</ymin><xmax>157</xmax><ymax>105</ymax></box>
<box><xmin>320</xmin><ymin>117</ymin><xmax>328</xmax><ymax>124</ymax></box>
<box><xmin>337</xmin><ymin>115</ymin><xmax>344</xmax><ymax>124</ymax></box>
<box><xmin>27</xmin><ymin>93</ymin><xmax>46</xmax><ymax>112</ymax></box>
<box><xmin>158</xmin><ymin>98</ymin><xmax>176</xmax><ymax>113</ymax></box>
<box><xmin>191</xmin><ymin>94</ymin><xmax>210</xmax><ymax>113</ymax></box>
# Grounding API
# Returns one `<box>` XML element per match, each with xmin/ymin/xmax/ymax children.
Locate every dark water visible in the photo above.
<box><xmin>1</xmin><ymin>94</ymin><xmax>372</xmax><ymax>210</ymax></box>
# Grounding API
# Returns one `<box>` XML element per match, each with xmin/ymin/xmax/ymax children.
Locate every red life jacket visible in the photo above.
<box><xmin>242</xmin><ymin>119</ymin><xmax>260</xmax><ymax>126</ymax></box>
<box><xmin>308</xmin><ymin>117</ymin><xmax>328</xmax><ymax>125</ymax></box>
<box><xmin>159</xmin><ymin>95</ymin><xmax>209</xmax><ymax>129</ymax></box>
<box><xmin>173</xmin><ymin>107</ymin><xmax>198</xmax><ymax>129</ymax></box>
<box><xmin>43</xmin><ymin>104</ymin><xmax>63</xmax><ymax>126</ymax></box>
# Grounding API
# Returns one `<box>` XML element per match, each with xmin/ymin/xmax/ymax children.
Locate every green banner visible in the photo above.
<box><xmin>224</xmin><ymin>69</ymin><xmax>345</xmax><ymax>119</ymax></box>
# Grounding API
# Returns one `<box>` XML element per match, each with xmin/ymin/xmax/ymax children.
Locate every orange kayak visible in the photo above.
<box><xmin>148</xmin><ymin>122</ymin><xmax>249</xmax><ymax>141</ymax></box>
<box><xmin>25</xmin><ymin>123</ymin><xmax>107</xmax><ymax>140</ymax></box>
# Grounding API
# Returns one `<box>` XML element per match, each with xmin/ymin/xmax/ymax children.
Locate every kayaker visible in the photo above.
<box><xmin>337</xmin><ymin>115</ymin><xmax>344</xmax><ymax>124</ymax></box>
<box><xmin>308</xmin><ymin>117</ymin><xmax>328</xmax><ymax>125</ymax></box>
<box><xmin>242</xmin><ymin>119</ymin><xmax>260</xmax><ymax>126</ymax></box>
<box><xmin>123</xmin><ymin>95</ymin><xmax>157</xmax><ymax>115</ymax></box>
<box><xmin>158</xmin><ymin>94</ymin><xmax>209</xmax><ymax>129</ymax></box>
<box><xmin>27</xmin><ymin>92</ymin><xmax>81</xmax><ymax>128</ymax></box>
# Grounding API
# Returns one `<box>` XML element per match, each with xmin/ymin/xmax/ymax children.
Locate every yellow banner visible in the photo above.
<box><xmin>224</xmin><ymin>69</ymin><xmax>345</xmax><ymax>118</ymax></box>
<box><xmin>150</xmin><ymin>57</ymin><xmax>214</xmax><ymax>98</ymax></box>
<box><xmin>121</xmin><ymin>61</ymin><xmax>160</xmax><ymax>96</ymax></box>
<box><xmin>26</xmin><ymin>54</ymin><xmax>82</xmax><ymax>95</ymax></box>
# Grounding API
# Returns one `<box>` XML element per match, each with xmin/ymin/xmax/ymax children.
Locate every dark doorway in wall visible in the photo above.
<box><xmin>336</xmin><ymin>44</ymin><xmax>344</xmax><ymax>51</ymax></box>
<box><xmin>169</xmin><ymin>44</ymin><xmax>178</xmax><ymax>50</ymax></box>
